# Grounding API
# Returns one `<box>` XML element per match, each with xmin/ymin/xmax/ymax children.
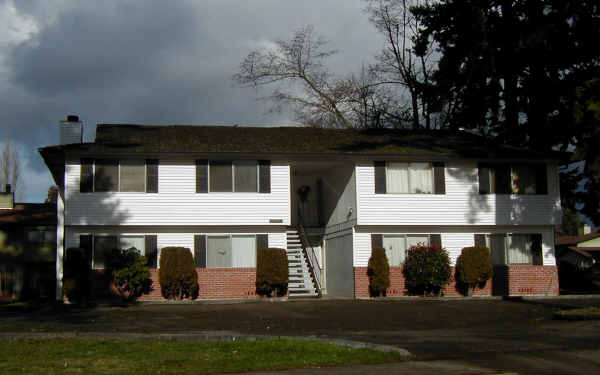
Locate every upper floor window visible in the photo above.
<box><xmin>478</xmin><ymin>163</ymin><xmax>547</xmax><ymax>195</ymax></box>
<box><xmin>374</xmin><ymin>161</ymin><xmax>445</xmax><ymax>194</ymax></box>
<box><xmin>196</xmin><ymin>160</ymin><xmax>270</xmax><ymax>193</ymax></box>
<box><xmin>80</xmin><ymin>159</ymin><xmax>158</xmax><ymax>193</ymax></box>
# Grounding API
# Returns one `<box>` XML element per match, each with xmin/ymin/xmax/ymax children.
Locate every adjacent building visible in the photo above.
<box><xmin>0</xmin><ymin>188</ymin><xmax>56</xmax><ymax>300</ymax></box>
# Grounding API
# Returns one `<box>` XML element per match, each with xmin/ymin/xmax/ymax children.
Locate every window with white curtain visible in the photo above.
<box><xmin>383</xmin><ymin>234</ymin><xmax>431</xmax><ymax>267</ymax></box>
<box><xmin>386</xmin><ymin>162</ymin><xmax>433</xmax><ymax>194</ymax></box>
<box><xmin>231</xmin><ymin>235</ymin><xmax>257</xmax><ymax>267</ymax></box>
<box><xmin>206</xmin><ymin>234</ymin><xmax>257</xmax><ymax>268</ymax></box>
<box><xmin>484</xmin><ymin>233</ymin><xmax>541</xmax><ymax>265</ymax></box>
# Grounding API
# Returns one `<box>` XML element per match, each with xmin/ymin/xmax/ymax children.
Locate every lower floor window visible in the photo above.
<box><xmin>382</xmin><ymin>234</ymin><xmax>430</xmax><ymax>267</ymax></box>
<box><xmin>485</xmin><ymin>233</ymin><xmax>542</xmax><ymax>265</ymax></box>
<box><xmin>205</xmin><ymin>234</ymin><xmax>257</xmax><ymax>268</ymax></box>
<box><xmin>90</xmin><ymin>235</ymin><xmax>146</xmax><ymax>269</ymax></box>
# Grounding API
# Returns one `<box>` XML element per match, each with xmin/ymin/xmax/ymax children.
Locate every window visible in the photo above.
<box><xmin>202</xmin><ymin>234</ymin><xmax>258</xmax><ymax>268</ymax></box>
<box><xmin>479</xmin><ymin>163</ymin><xmax>547</xmax><ymax>195</ymax></box>
<box><xmin>210</xmin><ymin>161</ymin><xmax>233</xmax><ymax>192</ymax></box>
<box><xmin>93</xmin><ymin>235</ymin><xmax>117</xmax><ymax>269</ymax></box>
<box><xmin>87</xmin><ymin>234</ymin><xmax>148</xmax><ymax>269</ymax></box>
<box><xmin>483</xmin><ymin>233</ymin><xmax>543</xmax><ymax>265</ymax></box>
<box><xmin>198</xmin><ymin>160</ymin><xmax>264</xmax><ymax>193</ymax></box>
<box><xmin>234</xmin><ymin>161</ymin><xmax>258</xmax><ymax>192</ymax></box>
<box><xmin>120</xmin><ymin>160</ymin><xmax>145</xmax><ymax>192</ymax></box>
<box><xmin>375</xmin><ymin>161</ymin><xmax>444</xmax><ymax>194</ymax></box>
<box><xmin>382</xmin><ymin>234</ymin><xmax>432</xmax><ymax>267</ymax></box>
<box><xmin>119</xmin><ymin>235</ymin><xmax>145</xmax><ymax>255</ymax></box>
<box><xmin>386</xmin><ymin>162</ymin><xmax>433</xmax><ymax>194</ymax></box>
<box><xmin>25</xmin><ymin>229</ymin><xmax>56</xmax><ymax>243</ymax></box>
<box><xmin>94</xmin><ymin>160</ymin><xmax>118</xmax><ymax>192</ymax></box>
<box><xmin>81</xmin><ymin>159</ymin><xmax>158</xmax><ymax>193</ymax></box>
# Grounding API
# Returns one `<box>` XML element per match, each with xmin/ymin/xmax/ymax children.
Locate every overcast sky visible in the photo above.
<box><xmin>0</xmin><ymin>0</ymin><xmax>382</xmax><ymax>202</ymax></box>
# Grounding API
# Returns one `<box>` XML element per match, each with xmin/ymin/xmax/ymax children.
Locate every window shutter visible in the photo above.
<box><xmin>259</xmin><ymin>160</ymin><xmax>271</xmax><ymax>193</ymax></box>
<box><xmin>535</xmin><ymin>164</ymin><xmax>548</xmax><ymax>195</ymax></box>
<box><xmin>194</xmin><ymin>235</ymin><xmax>206</xmax><ymax>268</ymax></box>
<box><xmin>371</xmin><ymin>234</ymin><xmax>383</xmax><ymax>249</ymax></box>
<box><xmin>146</xmin><ymin>159</ymin><xmax>158</xmax><ymax>193</ymax></box>
<box><xmin>478</xmin><ymin>164</ymin><xmax>491</xmax><ymax>194</ymax></box>
<box><xmin>374</xmin><ymin>161</ymin><xmax>386</xmax><ymax>194</ymax></box>
<box><xmin>196</xmin><ymin>160</ymin><xmax>208</xmax><ymax>193</ymax></box>
<box><xmin>145</xmin><ymin>235</ymin><xmax>158</xmax><ymax>268</ymax></box>
<box><xmin>430</xmin><ymin>234</ymin><xmax>442</xmax><ymax>247</ymax></box>
<box><xmin>474</xmin><ymin>234</ymin><xmax>486</xmax><ymax>247</ymax></box>
<box><xmin>80</xmin><ymin>159</ymin><xmax>94</xmax><ymax>193</ymax></box>
<box><xmin>256</xmin><ymin>234</ymin><xmax>268</xmax><ymax>250</ymax></box>
<box><xmin>79</xmin><ymin>234</ymin><xmax>93</xmax><ymax>268</ymax></box>
<box><xmin>433</xmin><ymin>162</ymin><xmax>446</xmax><ymax>194</ymax></box>
<box><xmin>531</xmin><ymin>234</ymin><xmax>543</xmax><ymax>265</ymax></box>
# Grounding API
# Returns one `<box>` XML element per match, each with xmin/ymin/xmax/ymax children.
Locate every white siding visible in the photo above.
<box><xmin>268</xmin><ymin>232</ymin><xmax>286</xmax><ymax>249</ymax></box>
<box><xmin>65</xmin><ymin>158</ymin><xmax>290</xmax><ymax>226</ymax></box>
<box><xmin>353</xmin><ymin>226</ymin><xmax>556</xmax><ymax>267</ymax></box>
<box><xmin>356</xmin><ymin>161</ymin><xmax>561</xmax><ymax>226</ymax></box>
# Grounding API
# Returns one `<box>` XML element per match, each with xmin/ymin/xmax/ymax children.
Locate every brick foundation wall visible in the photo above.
<box><xmin>354</xmin><ymin>265</ymin><xmax>557</xmax><ymax>297</ymax></box>
<box><xmin>138</xmin><ymin>268</ymin><xmax>258</xmax><ymax>301</ymax></box>
<box><xmin>506</xmin><ymin>265</ymin><xmax>559</xmax><ymax>296</ymax></box>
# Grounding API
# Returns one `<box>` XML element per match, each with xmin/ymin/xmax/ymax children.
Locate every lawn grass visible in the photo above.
<box><xmin>0</xmin><ymin>338</ymin><xmax>403</xmax><ymax>374</ymax></box>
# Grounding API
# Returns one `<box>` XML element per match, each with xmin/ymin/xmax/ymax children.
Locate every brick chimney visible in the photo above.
<box><xmin>59</xmin><ymin>115</ymin><xmax>83</xmax><ymax>144</ymax></box>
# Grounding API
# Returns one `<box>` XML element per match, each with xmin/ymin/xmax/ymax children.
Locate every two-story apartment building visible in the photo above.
<box><xmin>40</xmin><ymin>117</ymin><xmax>562</xmax><ymax>300</ymax></box>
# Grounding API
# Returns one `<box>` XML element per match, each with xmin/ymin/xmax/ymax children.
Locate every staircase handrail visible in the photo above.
<box><xmin>296</xmin><ymin>202</ymin><xmax>322</xmax><ymax>294</ymax></box>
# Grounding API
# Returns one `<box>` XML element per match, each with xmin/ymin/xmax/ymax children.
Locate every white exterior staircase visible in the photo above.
<box><xmin>286</xmin><ymin>230</ymin><xmax>319</xmax><ymax>297</ymax></box>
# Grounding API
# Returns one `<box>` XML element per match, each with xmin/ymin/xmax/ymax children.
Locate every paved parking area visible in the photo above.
<box><xmin>2</xmin><ymin>297</ymin><xmax>600</xmax><ymax>374</ymax></box>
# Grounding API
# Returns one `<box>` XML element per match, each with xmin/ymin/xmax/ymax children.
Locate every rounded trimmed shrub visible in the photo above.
<box><xmin>63</xmin><ymin>247</ymin><xmax>92</xmax><ymax>304</ymax></box>
<box><xmin>105</xmin><ymin>247</ymin><xmax>152</xmax><ymax>301</ymax></box>
<box><xmin>367</xmin><ymin>247</ymin><xmax>390</xmax><ymax>297</ymax></box>
<box><xmin>456</xmin><ymin>246</ymin><xmax>493</xmax><ymax>296</ymax></box>
<box><xmin>159</xmin><ymin>247</ymin><xmax>199</xmax><ymax>300</ymax></box>
<box><xmin>256</xmin><ymin>248</ymin><xmax>288</xmax><ymax>297</ymax></box>
<box><xmin>403</xmin><ymin>245</ymin><xmax>452</xmax><ymax>296</ymax></box>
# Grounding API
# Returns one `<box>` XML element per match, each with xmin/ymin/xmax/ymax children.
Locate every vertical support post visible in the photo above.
<box><xmin>55</xmin><ymin>191</ymin><xmax>65</xmax><ymax>301</ymax></box>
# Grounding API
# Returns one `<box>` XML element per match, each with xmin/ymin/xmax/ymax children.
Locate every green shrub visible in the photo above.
<box><xmin>62</xmin><ymin>247</ymin><xmax>92</xmax><ymax>304</ymax></box>
<box><xmin>105</xmin><ymin>247</ymin><xmax>152</xmax><ymax>301</ymax></box>
<box><xmin>158</xmin><ymin>247</ymin><xmax>199</xmax><ymax>300</ymax></box>
<box><xmin>367</xmin><ymin>247</ymin><xmax>390</xmax><ymax>297</ymax></box>
<box><xmin>456</xmin><ymin>246</ymin><xmax>493</xmax><ymax>296</ymax></box>
<box><xmin>256</xmin><ymin>248</ymin><xmax>288</xmax><ymax>297</ymax></box>
<box><xmin>403</xmin><ymin>245</ymin><xmax>452</xmax><ymax>296</ymax></box>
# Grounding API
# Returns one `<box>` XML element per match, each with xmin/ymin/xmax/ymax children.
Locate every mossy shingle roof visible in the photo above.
<box><xmin>39</xmin><ymin>124</ymin><xmax>562</xmax><ymax>160</ymax></box>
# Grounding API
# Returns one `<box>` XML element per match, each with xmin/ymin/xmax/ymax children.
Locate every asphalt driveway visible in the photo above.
<box><xmin>2</xmin><ymin>297</ymin><xmax>600</xmax><ymax>374</ymax></box>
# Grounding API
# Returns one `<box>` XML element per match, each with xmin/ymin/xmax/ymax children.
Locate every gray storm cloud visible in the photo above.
<box><xmin>0</xmin><ymin>0</ymin><xmax>381</xmax><ymax>201</ymax></box>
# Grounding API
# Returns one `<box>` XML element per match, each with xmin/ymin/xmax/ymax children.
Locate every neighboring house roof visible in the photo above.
<box><xmin>556</xmin><ymin>231</ymin><xmax>600</xmax><ymax>246</ymax></box>
<box><xmin>40</xmin><ymin>124</ymin><xmax>565</xmax><ymax>159</ymax></box>
<box><xmin>0</xmin><ymin>204</ymin><xmax>57</xmax><ymax>226</ymax></box>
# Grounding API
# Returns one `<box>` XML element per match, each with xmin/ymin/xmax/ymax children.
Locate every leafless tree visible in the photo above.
<box><xmin>234</xmin><ymin>25</ymin><xmax>361</xmax><ymax>128</ymax></box>
<box><xmin>0</xmin><ymin>140</ymin><xmax>24</xmax><ymax>201</ymax></box>
<box><xmin>364</xmin><ymin>0</ymin><xmax>446</xmax><ymax>129</ymax></box>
